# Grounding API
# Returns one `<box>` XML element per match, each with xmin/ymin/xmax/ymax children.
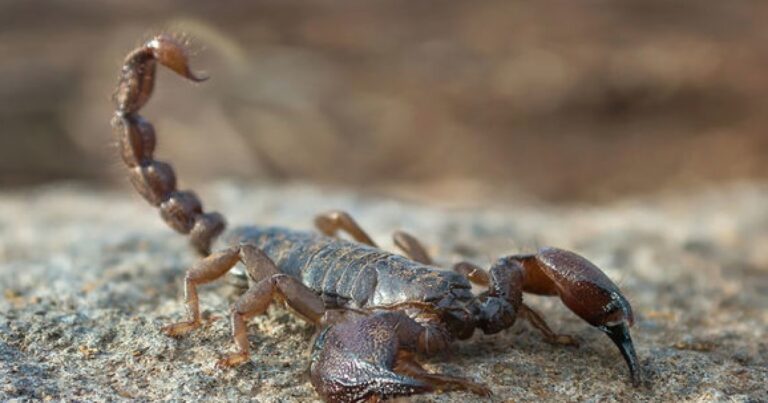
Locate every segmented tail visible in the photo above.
<box><xmin>112</xmin><ymin>34</ymin><xmax>225</xmax><ymax>256</ymax></box>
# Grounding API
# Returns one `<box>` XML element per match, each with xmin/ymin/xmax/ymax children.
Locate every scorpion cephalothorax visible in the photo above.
<box><xmin>112</xmin><ymin>34</ymin><xmax>643</xmax><ymax>402</ymax></box>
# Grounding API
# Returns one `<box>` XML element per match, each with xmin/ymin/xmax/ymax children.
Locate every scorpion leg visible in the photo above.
<box><xmin>518</xmin><ymin>303</ymin><xmax>580</xmax><ymax>347</ymax></box>
<box><xmin>310</xmin><ymin>311</ymin><xmax>489</xmax><ymax>402</ymax></box>
<box><xmin>314</xmin><ymin>210</ymin><xmax>377</xmax><ymax>246</ymax></box>
<box><xmin>217</xmin><ymin>246</ymin><xmax>325</xmax><ymax>368</ymax></box>
<box><xmin>162</xmin><ymin>246</ymin><xmax>241</xmax><ymax>337</ymax></box>
<box><xmin>504</xmin><ymin>248</ymin><xmax>642</xmax><ymax>385</ymax></box>
<box><xmin>394</xmin><ymin>351</ymin><xmax>491</xmax><ymax>397</ymax></box>
<box><xmin>452</xmin><ymin>261</ymin><xmax>490</xmax><ymax>286</ymax></box>
<box><xmin>315</xmin><ymin>214</ymin><xmax>435</xmax><ymax>265</ymax></box>
<box><xmin>392</xmin><ymin>230</ymin><xmax>433</xmax><ymax>265</ymax></box>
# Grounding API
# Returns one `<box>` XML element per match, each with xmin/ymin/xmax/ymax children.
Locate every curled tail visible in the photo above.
<box><xmin>112</xmin><ymin>34</ymin><xmax>225</xmax><ymax>256</ymax></box>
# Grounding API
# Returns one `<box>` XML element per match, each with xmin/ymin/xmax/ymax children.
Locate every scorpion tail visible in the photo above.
<box><xmin>112</xmin><ymin>34</ymin><xmax>225</xmax><ymax>256</ymax></box>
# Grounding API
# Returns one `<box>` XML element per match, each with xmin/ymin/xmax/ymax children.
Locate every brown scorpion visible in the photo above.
<box><xmin>112</xmin><ymin>34</ymin><xmax>642</xmax><ymax>402</ymax></box>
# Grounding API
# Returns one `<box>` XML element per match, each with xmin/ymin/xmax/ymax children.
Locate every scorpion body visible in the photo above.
<box><xmin>112</xmin><ymin>35</ymin><xmax>643</xmax><ymax>402</ymax></box>
<box><xmin>224</xmin><ymin>226</ymin><xmax>474</xmax><ymax>312</ymax></box>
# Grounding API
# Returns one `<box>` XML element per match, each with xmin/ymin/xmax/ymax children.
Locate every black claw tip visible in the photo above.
<box><xmin>602</xmin><ymin>322</ymin><xmax>642</xmax><ymax>386</ymax></box>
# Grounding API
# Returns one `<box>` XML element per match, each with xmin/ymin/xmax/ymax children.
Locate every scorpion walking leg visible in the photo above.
<box><xmin>161</xmin><ymin>243</ymin><xmax>321</xmax><ymax>336</ymax></box>
<box><xmin>518</xmin><ymin>303</ymin><xmax>580</xmax><ymax>346</ymax></box>
<box><xmin>217</xmin><ymin>246</ymin><xmax>325</xmax><ymax>368</ymax></box>
<box><xmin>392</xmin><ymin>230</ymin><xmax>433</xmax><ymax>264</ymax></box>
<box><xmin>315</xmin><ymin>213</ymin><xmax>435</xmax><ymax>265</ymax></box>
<box><xmin>314</xmin><ymin>210</ymin><xmax>377</xmax><ymax>246</ymax></box>
<box><xmin>162</xmin><ymin>247</ymin><xmax>241</xmax><ymax>337</ymax></box>
<box><xmin>394</xmin><ymin>351</ymin><xmax>491</xmax><ymax>397</ymax></box>
<box><xmin>453</xmin><ymin>261</ymin><xmax>490</xmax><ymax>286</ymax></box>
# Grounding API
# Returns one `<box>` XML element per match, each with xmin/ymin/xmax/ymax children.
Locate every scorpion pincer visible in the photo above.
<box><xmin>112</xmin><ymin>34</ymin><xmax>643</xmax><ymax>402</ymax></box>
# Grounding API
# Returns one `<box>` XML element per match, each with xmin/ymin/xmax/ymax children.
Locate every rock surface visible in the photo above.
<box><xmin>1</xmin><ymin>182</ymin><xmax>766</xmax><ymax>402</ymax></box>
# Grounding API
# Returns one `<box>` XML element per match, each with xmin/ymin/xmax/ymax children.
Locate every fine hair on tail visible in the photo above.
<box><xmin>112</xmin><ymin>34</ymin><xmax>225</xmax><ymax>256</ymax></box>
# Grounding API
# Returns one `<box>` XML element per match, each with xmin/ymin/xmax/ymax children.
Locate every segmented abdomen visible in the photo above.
<box><xmin>224</xmin><ymin>226</ymin><xmax>472</xmax><ymax>309</ymax></box>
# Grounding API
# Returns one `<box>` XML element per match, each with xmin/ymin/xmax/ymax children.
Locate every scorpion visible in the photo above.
<box><xmin>111</xmin><ymin>34</ymin><xmax>642</xmax><ymax>402</ymax></box>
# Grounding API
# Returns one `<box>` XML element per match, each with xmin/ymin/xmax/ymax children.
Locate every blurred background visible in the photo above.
<box><xmin>2</xmin><ymin>0</ymin><xmax>767</xmax><ymax>203</ymax></box>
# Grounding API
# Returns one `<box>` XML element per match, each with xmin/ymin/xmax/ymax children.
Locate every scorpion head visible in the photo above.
<box><xmin>431</xmin><ymin>288</ymin><xmax>483</xmax><ymax>340</ymax></box>
<box><xmin>475</xmin><ymin>296</ymin><xmax>516</xmax><ymax>335</ymax></box>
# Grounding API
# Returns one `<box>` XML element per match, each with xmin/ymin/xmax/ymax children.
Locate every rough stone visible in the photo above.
<box><xmin>1</xmin><ymin>182</ymin><xmax>766</xmax><ymax>401</ymax></box>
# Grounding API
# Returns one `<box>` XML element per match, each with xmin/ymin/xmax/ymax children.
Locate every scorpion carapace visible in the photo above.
<box><xmin>112</xmin><ymin>34</ymin><xmax>643</xmax><ymax>402</ymax></box>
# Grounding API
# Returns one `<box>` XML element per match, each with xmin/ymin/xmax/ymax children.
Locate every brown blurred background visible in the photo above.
<box><xmin>1</xmin><ymin>0</ymin><xmax>767</xmax><ymax>203</ymax></box>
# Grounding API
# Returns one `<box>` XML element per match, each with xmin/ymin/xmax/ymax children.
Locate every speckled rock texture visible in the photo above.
<box><xmin>1</xmin><ymin>183</ymin><xmax>766</xmax><ymax>401</ymax></box>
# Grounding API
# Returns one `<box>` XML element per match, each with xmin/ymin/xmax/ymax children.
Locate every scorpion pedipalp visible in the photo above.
<box><xmin>511</xmin><ymin>247</ymin><xmax>642</xmax><ymax>385</ymax></box>
<box><xmin>310</xmin><ymin>311</ymin><xmax>489</xmax><ymax>402</ymax></box>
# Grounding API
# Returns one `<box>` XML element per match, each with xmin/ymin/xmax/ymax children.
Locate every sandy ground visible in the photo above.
<box><xmin>1</xmin><ymin>182</ymin><xmax>766</xmax><ymax>401</ymax></box>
